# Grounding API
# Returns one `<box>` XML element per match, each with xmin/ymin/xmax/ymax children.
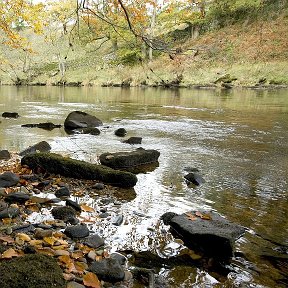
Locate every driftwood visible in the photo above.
<box><xmin>21</xmin><ymin>153</ymin><xmax>137</xmax><ymax>188</ymax></box>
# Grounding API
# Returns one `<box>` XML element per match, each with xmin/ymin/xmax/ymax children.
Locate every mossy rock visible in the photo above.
<box><xmin>21</xmin><ymin>153</ymin><xmax>137</xmax><ymax>188</ymax></box>
<box><xmin>0</xmin><ymin>254</ymin><xmax>65</xmax><ymax>288</ymax></box>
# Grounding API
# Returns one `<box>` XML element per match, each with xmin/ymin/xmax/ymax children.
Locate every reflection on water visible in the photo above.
<box><xmin>1</xmin><ymin>86</ymin><xmax>288</xmax><ymax>287</ymax></box>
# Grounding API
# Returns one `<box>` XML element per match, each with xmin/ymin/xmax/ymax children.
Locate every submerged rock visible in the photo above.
<box><xmin>21</xmin><ymin>122</ymin><xmax>62</xmax><ymax>130</ymax></box>
<box><xmin>161</xmin><ymin>210</ymin><xmax>245</xmax><ymax>260</ymax></box>
<box><xmin>84</xmin><ymin>234</ymin><xmax>105</xmax><ymax>249</ymax></box>
<box><xmin>55</xmin><ymin>186</ymin><xmax>71</xmax><ymax>198</ymax></box>
<box><xmin>123</xmin><ymin>137</ymin><xmax>142</xmax><ymax>144</ymax></box>
<box><xmin>0</xmin><ymin>172</ymin><xmax>20</xmax><ymax>187</ymax></box>
<box><xmin>52</xmin><ymin>206</ymin><xmax>77</xmax><ymax>221</ymax></box>
<box><xmin>2</xmin><ymin>112</ymin><xmax>19</xmax><ymax>118</ymax></box>
<box><xmin>66</xmin><ymin>199</ymin><xmax>82</xmax><ymax>212</ymax></box>
<box><xmin>99</xmin><ymin>148</ymin><xmax>160</xmax><ymax>170</ymax></box>
<box><xmin>21</xmin><ymin>152</ymin><xmax>137</xmax><ymax>188</ymax></box>
<box><xmin>64</xmin><ymin>111</ymin><xmax>103</xmax><ymax>130</ymax></box>
<box><xmin>88</xmin><ymin>258</ymin><xmax>125</xmax><ymax>283</ymax></box>
<box><xmin>19</xmin><ymin>141</ymin><xmax>51</xmax><ymax>156</ymax></box>
<box><xmin>0</xmin><ymin>254</ymin><xmax>65</xmax><ymax>288</ymax></box>
<box><xmin>0</xmin><ymin>150</ymin><xmax>11</xmax><ymax>160</ymax></box>
<box><xmin>115</xmin><ymin>128</ymin><xmax>127</xmax><ymax>137</ymax></box>
<box><xmin>184</xmin><ymin>172</ymin><xmax>205</xmax><ymax>186</ymax></box>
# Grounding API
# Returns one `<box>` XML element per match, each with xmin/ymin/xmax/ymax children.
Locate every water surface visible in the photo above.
<box><xmin>0</xmin><ymin>86</ymin><xmax>287</xmax><ymax>287</ymax></box>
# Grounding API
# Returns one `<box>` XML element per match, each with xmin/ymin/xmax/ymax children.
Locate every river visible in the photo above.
<box><xmin>0</xmin><ymin>86</ymin><xmax>287</xmax><ymax>287</ymax></box>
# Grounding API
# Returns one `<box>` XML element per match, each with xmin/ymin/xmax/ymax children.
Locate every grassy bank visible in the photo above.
<box><xmin>1</xmin><ymin>5</ymin><xmax>288</xmax><ymax>88</ymax></box>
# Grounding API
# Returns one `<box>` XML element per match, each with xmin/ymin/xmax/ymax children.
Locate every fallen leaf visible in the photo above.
<box><xmin>81</xmin><ymin>204</ymin><xmax>95</xmax><ymax>212</ymax></box>
<box><xmin>201</xmin><ymin>213</ymin><xmax>212</xmax><ymax>220</ymax></box>
<box><xmin>63</xmin><ymin>273</ymin><xmax>75</xmax><ymax>281</ymax></box>
<box><xmin>2</xmin><ymin>248</ymin><xmax>21</xmax><ymax>258</ymax></box>
<box><xmin>58</xmin><ymin>255</ymin><xmax>73</xmax><ymax>266</ymax></box>
<box><xmin>195</xmin><ymin>211</ymin><xmax>203</xmax><ymax>218</ymax></box>
<box><xmin>2</xmin><ymin>218</ymin><xmax>12</xmax><ymax>224</ymax></box>
<box><xmin>74</xmin><ymin>261</ymin><xmax>87</xmax><ymax>274</ymax></box>
<box><xmin>30</xmin><ymin>239</ymin><xmax>43</xmax><ymax>246</ymax></box>
<box><xmin>71</xmin><ymin>251</ymin><xmax>84</xmax><ymax>259</ymax></box>
<box><xmin>43</xmin><ymin>236</ymin><xmax>57</xmax><ymax>246</ymax></box>
<box><xmin>83</xmin><ymin>272</ymin><xmax>101</xmax><ymax>288</ymax></box>
<box><xmin>0</xmin><ymin>235</ymin><xmax>14</xmax><ymax>243</ymax></box>
<box><xmin>185</xmin><ymin>212</ymin><xmax>197</xmax><ymax>221</ymax></box>
<box><xmin>36</xmin><ymin>247</ymin><xmax>55</xmax><ymax>256</ymax></box>
<box><xmin>16</xmin><ymin>233</ymin><xmax>31</xmax><ymax>242</ymax></box>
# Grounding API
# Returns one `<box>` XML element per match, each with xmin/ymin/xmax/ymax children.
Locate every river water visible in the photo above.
<box><xmin>0</xmin><ymin>86</ymin><xmax>287</xmax><ymax>287</ymax></box>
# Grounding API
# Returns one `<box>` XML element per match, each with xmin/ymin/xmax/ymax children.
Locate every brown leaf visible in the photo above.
<box><xmin>201</xmin><ymin>213</ymin><xmax>212</xmax><ymax>220</ymax></box>
<box><xmin>2</xmin><ymin>248</ymin><xmax>21</xmax><ymax>259</ymax></box>
<box><xmin>74</xmin><ymin>261</ymin><xmax>87</xmax><ymax>274</ymax></box>
<box><xmin>81</xmin><ymin>204</ymin><xmax>95</xmax><ymax>212</ymax></box>
<box><xmin>2</xmin><ymin>218</ymin><xmax>12</xmax><ymax>224</ymax></box>
<box><xmin>0</xmin><ymin>235</ymin><xmax>14</xmax><ymax>244</ymax></box>
<box><xmin>195</xmin><ymin>211</ymin><xmax>203</xmax><ymax>218</ymax></box>
<box><xmin>16</xmin><ymin>233</ymin><xmax>31</xmax><ymax>242</ymax></box>
<box><xmin>185</xmin><ymin>212</ymin><xmax>197</xmax><ymax>221</ymax></box>
<box><xmin>71</xmin><ymin>251</ymin><xmax>84</xmax><ymax>259</ymax></box>
<box><xmin>36</xmin><ymin>247</ymin><xmax>55</xmax><ymax>256</ymax></box>
<box><xmin>83</xmin><ymin>272</ymin><xmax>101</xmax><ymax>288</ymax></box>
<box><xmin>43</xmin><ymin>236</ymin><xmax>57</xmax><ymax>246</ymax></box>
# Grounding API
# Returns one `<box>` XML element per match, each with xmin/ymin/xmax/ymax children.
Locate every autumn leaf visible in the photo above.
<box><xmin>81</xmin><ymin>204</ymin><xmax>95</xmax><ymax>212</ymax></box>
<box><xmin>71</xmin><ymin>251</ymin><xmax>84</xmax><ymax>259</ymax></box>
<box><xmin>83</xmin><ymin>272</ymin><xmax>101</xmax><ymax>288</ymax></box>
<box><xmin>36</xmin><ymin>247</ymin><xmax>55</xmax><ymax>256</ymax></box>
<box><xmin>0</xmin><ymin>235</ymin><xmax>14</xmax><ymax>244</ymax></box>
<box><xmin>195</xmin><ymin>211</ymin><xmax>203</xmax><ymax>218</ymax></box>
<box><xmin>16</xmin><ymin>233</ymin><xmax>31</xmax><ymax>242</ymax></box>
<box><xmin>185</xmin><ymin>212</ymin><xmax>197</xmax><ymax>221</ymax></box>
<box><xmin>2</xmin><ymin>248</ymin><xmax>21</xmax><ymax>258</ymax></box>
<box><xmin>2</xmin><ymin>218</ymin><xmax>12</xmax><ymax>224</ymax></box>
<box><xmin>200</xmin><ymin>213</ymin><xmax>212</xmax><ymax>220</ymax></box>
<box><xmin>43</xmin><ymin>236</ymin><xmax>57</xmax><ymax>246</ymax></box>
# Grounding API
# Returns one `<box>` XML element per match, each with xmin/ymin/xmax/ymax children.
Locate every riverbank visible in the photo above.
<box><xmin>1</xmin><ymin>12</ymin><xmax>287</xmax><ymax>89</ymax></box>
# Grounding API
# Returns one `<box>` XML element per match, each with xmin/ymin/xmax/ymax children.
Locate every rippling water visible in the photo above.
<box><xmin>0</xmin><ymin>86</ymin><xmax>288</xmax><ymax>287</ymax></box>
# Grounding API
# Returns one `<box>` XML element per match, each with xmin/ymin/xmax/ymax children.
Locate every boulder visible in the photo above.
<box><xmin>5</xmin><ymin>192</ymin><xmax>30</xmax><ymax>204</ymax></box>
<box><xmin>0</xmin><ymin>254</ymin><xmax>65</xmax><ymax>288</ymax></box>
<box><xmin>21</xmin><ymin>152</ymin><xmax>137</xmax><ymax>188</ymax></box>
<box><xmin>88</xmin><ymin>258</ymin><xmax>125</xmax><ymax>283</ymax></box>
<box><xmin>2</xmin><ymin>112</ymin><xmax>19</xmax><ymax>118</ymax></box>
<box><xmin>66</xmin><ymin>199</ymin><xmax>82</xmax><ymax>212</ymax></box>
<box><xmin>55</xmin><ymin>187</ymin><xmax>70</xmax><ymax>198</ymax></box>
<box><xmin>21</xmin><ymin>122</ymin><xmax>62</xmax><ymax>130</ymax></box>
<box><xmin>51</xmin><ymin>206</ymin><xmax>77</xmax><ymax>221</ymax></box>
<box><xmin>123</xmin><ymin>137</ymin><xmax>142</xmax><ymax>144</ymax></box>
<box><xmin>84</xmin><ymin>234</ymin><xmax>105</xmax><ymax>249</ymax></box>
<box><xmin>161</xmin><ymin>211</ymin><xmax>245</xmax><ymax>260</ymax></box>
<box><xmin>184</xmin><ymin>172</ymin><xmax>205</xmax><ymax>186</ymax></box>
<box><xmin>115</xmin><ymin>128</ymin><xmax>127</xmax><ymax>137</ymax></box>
<box><xmin>99</xmin><ymin>148</ymin><xmax>160</xmax><ymax>170</ymax></box>
<box><xmin>0</xmin><ymin>172</ymin><xmax>20</xmax><ymax>187</ymax></box>
<box><xmin>0</xmin><ymin>150</ymin><xmax>11</xmax><ymax>160</ymax></box>
<box><xmin>64</xmin><ymin>224</ymin><xmax>90</xmax><ymax>239</ymax></box>
<box><xmin>64</xmin><ymin>111</ymin><xmax>103</xmax><ymax>130</ymax></box>
<box><xmin>19</xmin><ymin>141</ymin><xmax>51</xmax><ymax>156</ymax></box>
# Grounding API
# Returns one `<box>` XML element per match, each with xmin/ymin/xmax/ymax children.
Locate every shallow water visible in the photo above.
<box><xmin>0</xmin><ymin>86</ymin><xmax>287</xmax><ymax>287</ymax></box>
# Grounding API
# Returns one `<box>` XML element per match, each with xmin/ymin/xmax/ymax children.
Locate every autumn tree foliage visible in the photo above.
<box><xmin>0</xmin><ymin>0</ymin><xmax>45</xmax><ymax>49</ymax></box>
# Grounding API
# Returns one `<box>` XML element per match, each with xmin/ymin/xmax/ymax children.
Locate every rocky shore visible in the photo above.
<box><xmin>0</xmin><ymin>110</ymin><xmax>246</xmax><ymax>287</ymax></box>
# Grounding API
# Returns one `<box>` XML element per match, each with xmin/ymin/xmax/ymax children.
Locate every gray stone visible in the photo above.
<box><xmin>2</xmin><ymin>112</ymin><xmax>19</xmax><ymax>118</ymax></box>
<box><xmin>80</xmin><ymin>127</ymin><xmax>100</xmax><ymax>135</ymax></box>
<box><xmin>99</xmin><ymin>148</ymin><xmax>160</xmax><ymax>170</ymax></box>
<box><xmin>64</xmin><ymin>224</ymin><xmax>89</xmax><ymax>239</ymax></box>
<box><xmin>111</xmin><ymin>252</ymin><xmax>127</xmax><ymax>265</ymax></box>
<box><xmin>0</xmin><ymin>201</ymin><xmax>8</xmax><ymax>211</ymax></box>
<box><xmin>66</xmin><ymin>199</ymin><xmax>82</xmax><ymax>212</ymax></box>
<box><xmin>64</xmin><ymin>111</ymin><xmax>103</xmax><ymax>130</ymax></box>
<box><xmin>0</xmin><ymin>150</ymin><xmax>11</xmax><ymax>160</ymax></box>
<box><xmin>112</xmin><ymin>214</ymin><xmax>124</xmax><ymax>226</ymax></box>
<box><xmin>184</xmin><ymin>172</ymin><xmax>205</xmax><ymax>186</ymax></box>
<box><xmin>123</xmin><ymin>137</ymin><xmax>142</xmax><ymax>144</ymax></box>
<box><xmin>55</xmin><ymin>187</ymin><xmax>70</xmax><ymax>198</ymax></box>
<box><xmin>0</xmin><ymin>207</ymin><xmax>20</xmax><ymax>219</ymax></box>
<box><xmin>67</xmin><ymin>281</ymin><xmax>85</xmax><ymax>288</ymax></box>
<box><xmin>84</xmin><ymin>234</ymin><xmax>105</xmax><ymax>249</ymax></box>
<box><xmin>93</xmin><ymin>183</ymin><xmax>104</xmax><ymax>190</ymax></box>
<box><xmin>4</xmin><ymin>192</ymin><xmax>30</xmax><ymax>203</ymax></box>
<box><xmin>115</xmin><ymin>128</ymin><xmax>127</xmax><ymax>137</ymax></box>
<box><xmin>88</xmin><ymin>258</ymin><xmax>125</xmax><ymax>283</ymax></box>
<box><xmin>21</xmin><ymin>152</ymin><xmax>138</xmax><ymax>188</ymax></box>
<box><xmin>161</xmin><ymin>211</ymin><xmax>245</xmax><ymax>260</ymax></box>
<box><xmin>51</xmin><ymin>206</ymin><xmax>77</xmax><ymax>221</ymax></box>
<box><xmin>19</xmin><ymin>141</ymin><xmax>51</xmax><ymax>156</ymax></box>
<box><xmin>0</xmin><ymin>172</ymin><xmax>20</xmax><ymax>187</ymax></box>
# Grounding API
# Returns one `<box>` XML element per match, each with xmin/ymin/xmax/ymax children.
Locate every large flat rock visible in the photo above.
<box><xmin>99</xmin><ymin>148</ymin><xmax>160</xmax><ymax>170</ymax></box>
<box><xmin>161</xmin><ymin>211</ymin><xmax>245</xmax><ymax>259</ymax></box>
<box><xmin>21</xmin><ymin>152</ymin><xmax>137</xmax><ymax>188</ymax></box>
